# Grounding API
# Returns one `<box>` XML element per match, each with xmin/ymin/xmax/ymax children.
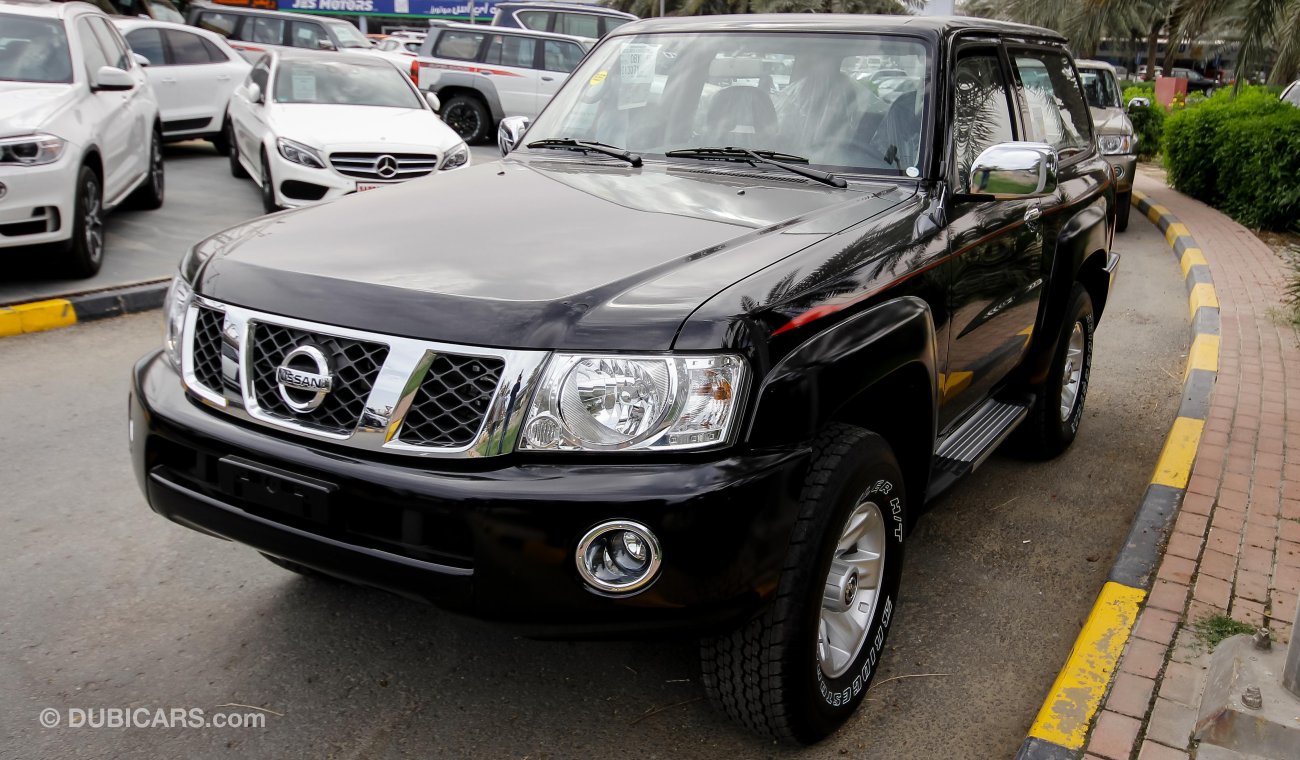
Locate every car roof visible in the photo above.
<box><xmin>494</xmin><ymin>1</ymin><xmax>637</xmax><ymax>18</ymax></box>
<box><xmin>0</xmin><ymin>0</ymin><xmax>103</xmax><ymax>19</ymax></box>
<box><xmin>609</xmin><ymin>13</ymin><xmax>1066</xmax><ymax>43</ymax></box>
<box><xmin>1075</xmin><ymin>59</ymin><xmax>1117</xmax><ymax>73</ymax></box>
<box><xmin>265</xmin><ymin>47</ymin><xmax>396</xmax><ymax>65</ymax></box>
<box><xmin>428</xmin><ymin>19</ymin><xmax>592</xmax><ymax>45</ymax></box>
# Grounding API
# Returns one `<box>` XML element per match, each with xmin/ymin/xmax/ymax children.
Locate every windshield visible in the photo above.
<box><xmin>525</xmin><ymin>32</ymin><xmax>932</xmax><ymax>176</ymax></box>
<box><xmin>0</xmin><ymin>15</ymin><xmax>73</xmax><ymax>84</ymax></box>
<box><xmin>326</xmin><ymin>21</ymin><xmax>372</xmax><ymax>49</ymax></box>
<box><xmin>145</xmin><ymin>0</ymin><xmax>185</xmax><ymax>24</ymax></box>
<box><xmin>1079</xmin><ymin>68</ymin><xmax>1121</xmax><ymax>109</ymax></box>
<box><xmin>273</xmin><ymin>59</ymin><xmax>422</xmax><ymax>108</ymax></box>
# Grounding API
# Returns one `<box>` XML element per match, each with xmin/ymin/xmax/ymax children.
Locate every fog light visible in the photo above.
<box><xmin>1113</xmin><ymin>164</ymin><xmax>1126</xmax><ymax>179</ymax></box>
<box><xmin>575</xmin><ymin>520</ymin><xmax>661</xmax><ymax>593</ymax></box>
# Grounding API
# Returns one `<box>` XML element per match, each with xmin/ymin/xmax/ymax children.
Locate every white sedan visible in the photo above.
<box><xmin>113</xmin><ymin>18</ymin><xmax>249</xmax><ymax>152</ymax></box>
<box><xmin>225</xmin><ymin>50</ymin><xmax>469</xmax><ymax>213</ymax></box>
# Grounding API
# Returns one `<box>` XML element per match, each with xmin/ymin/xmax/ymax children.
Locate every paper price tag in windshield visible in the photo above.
<box><xmin>291</xmin><ymin>73</ymin><xmax>317</xmax><ymax>102</ymax></box>
<box><xmin>618</xmin><ymin>43</ymin><xmax>658</xmax><ymax>110</ymax></box>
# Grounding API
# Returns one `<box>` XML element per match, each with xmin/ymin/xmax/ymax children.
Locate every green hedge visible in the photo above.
<box><xmin>1162</xmin><ymin>88</ymin><xmax>1300</xmax><ymax>230</ymax></box>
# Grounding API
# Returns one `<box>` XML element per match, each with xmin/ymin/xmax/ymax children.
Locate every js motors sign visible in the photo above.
<box><xmin>278</xmin><ymin>0</ymin><xmax>499</xmax><ymax>17</ymax></box>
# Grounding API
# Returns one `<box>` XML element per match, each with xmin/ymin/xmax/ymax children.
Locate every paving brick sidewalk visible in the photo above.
<box><xmin>1083</xmin><ymin>172</ymin><xmax>1300</xmax><ymax>760</ymax></box>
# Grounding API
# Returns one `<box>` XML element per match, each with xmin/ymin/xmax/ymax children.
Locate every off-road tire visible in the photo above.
<box><xmin>700</xmin><ymin>423</ymin><xmax>907</xmax><ymax>744</ymax></box>
<box><xmin>1016</xmin><ymin>283</ymin><xmax>1095</xmax><ymax>459</ymax></box>
<box><xmin>1116</xmin><ymin>191</ymin><xmax>1131</xmax><ymax>232</ymax></box>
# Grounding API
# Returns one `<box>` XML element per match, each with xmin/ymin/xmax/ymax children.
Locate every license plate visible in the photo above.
<box><xmin>217</xmin><ymin>456</ymin><xmax>337</xmax><ymax>524</ymax></box>
<box><xmin>356</xmin><ymin>183</ymin><xmax>386</xmax><ymax>193</ymax></box>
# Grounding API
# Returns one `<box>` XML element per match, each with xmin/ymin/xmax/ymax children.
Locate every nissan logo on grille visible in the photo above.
<box><xmin>275</xmin><ymin>345</ymin><xmax>333</xmax><ymax>413</ymax></box>
<box><xmin>374</xmin><ymin>155</ymin><xmax>399</xmax><ymax>180</ymax></box>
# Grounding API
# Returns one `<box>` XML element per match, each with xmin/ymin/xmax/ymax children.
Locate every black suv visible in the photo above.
<box><xmin>131</xmin><ymin>14</ymin><xmax>1119</xmax><ymax>744</ymax></box>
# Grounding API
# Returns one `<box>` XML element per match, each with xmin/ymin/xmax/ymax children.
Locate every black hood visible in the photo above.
<box><xmin>196</xmin><ymin>158</ymin><xmax>913</xmax><ymax>350</ymax></box>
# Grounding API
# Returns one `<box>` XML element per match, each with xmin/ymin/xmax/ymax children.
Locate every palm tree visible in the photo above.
<box><xmin>611</xmin><ymin>0</ymin><xmax>920</xmax><ymax>17</ymax></box>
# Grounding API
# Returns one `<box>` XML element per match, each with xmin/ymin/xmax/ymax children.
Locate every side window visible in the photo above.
<box><xmin>602</xmin><ymin>17</ymin><xmax>631</xmax><ymax>35</ymax></box>
<box><xmin>433</xmin><ymin>30</ymin><xmax>485</xmax><ymax>61</ymax></box>
<box><xmin>558</xmin><ymin>12</ymin><xmax>599</xmax><ymax>39</ymax></box>
<box><xmin>165</xmin><ymin>30</ymin><xmax>217</xmax><ymax>65</ymax></box>
<box><xmin>541</xmin><ymin>40</ymin><xmax>582</xmax><ymax>73</ymax></box>
<box><xmin>951</xmin><ymin>52</ymin><xmax>1016</xmax><ymax>189</ymax></box>
<box><xmin>1011</xmin><ymin>49</ymin><xmax>1093</xmax><ymax>156</ymax></box>
<box><xmin>201</xmin><ymin>38</ymin><xmax>230</xmax><ymax>62</ymax></box>
<box><xmin>247</xmin><ymin>17</ymin><xmax>284</xmax><ymax>46</ymax></box>
<box><xmin>288</xmin><ymin>21</ymin><xmax>324</xmax><ymax>49</ymax></box>
<box><xmin>249</xmin><ymin>58</ymin><xmax>269</xmax><ymax>93</ymax></box>
<box><xmin>484</xmin><ymin>34</ymin><xmax>536</xmax><ymax>69</ymax></box>
<box><xmin>196</xmin><ymin>12</ymin><xmax>239</xmax><ymax>37</ymax></box>
<box><xmin>75</xmin><ymin>17</ymin><xmax>111</xmax><ymax>78</ymax></box>
<box><xmin>517</xmin><ymin>11</ymin><xmax>549</xmax><ymax>32</ymax></box>
<box><xmin>126</xmin><ymin>27</ymin><xmax>167</xmax><ymax>66</ymax></box>
<box><xmin>90</xmin><ymin>17</ymin><xmax>132</xmax><ymax>70</ymax></box>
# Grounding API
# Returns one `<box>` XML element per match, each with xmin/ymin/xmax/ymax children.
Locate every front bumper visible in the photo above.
<box><xmin>0</xmin><ymin>154</ymin><xmax>76</xmax><ymax>248</ymax></box>
<box><xmin>1102</xmin><ymin>153</ymin><xmax>1137</xmax><ymax>194</ymax></box>
<box><xmin>130</xmin><ymin>350</ymin><xmax>808</xmax><ymax>636</ymax></box>
<box><xmin>264</xmin><ymin>150</ymin><xmax>378</xmax><ymax>209</ymax></box>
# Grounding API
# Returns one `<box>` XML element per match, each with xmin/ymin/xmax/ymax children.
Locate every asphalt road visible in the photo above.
<box><xmin>0</xmin><ymin>142</ymin><xmax>501</xmax><ymax>306</ymax></box>
<box><xmin>0</xmin><ymin>214</ymin><xmax>1187</xmax><ymax>759</ymax></box>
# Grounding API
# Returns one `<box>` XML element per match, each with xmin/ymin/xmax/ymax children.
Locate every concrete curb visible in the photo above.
<box><xmin>0</xmin><ymin>279</ymin><xmax>170</xmax><ymax>339</ymax></box>
<box><xmin>1014</xmin><ymin>190</ymin><xmax>1220</xmax><ymax>759</ymax></box>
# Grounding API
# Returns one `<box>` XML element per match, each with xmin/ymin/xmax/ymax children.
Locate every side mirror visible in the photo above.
<box><xmin>498</xmin><ymin>115</ymin><xmax>530</xmax><ymax>156</ymax></box>
<box><xmin>246</xmin><ymin>82</ymin><xmax>263</xmax><ymax>104</ymax></box>
<box><xmin>1127</xmin><ymin>96</ymin><xmax>1151</xmax><ymax>112</ymax></box>
<box><xmin>424</xmin><ymin>91</ymin><xmax>440</xmax><ymax>113</ymax></box>
<box><xmin>93</xmin><ymin>65</ymin><xmax>135</xmax><ymax>91</ymax></box>
<box><xmin>133</xmin><ymin>52</ymin><xmax>151</xmax><ymax>67</ymax></box>
<box><xmin>317</xmin><ymin>38</ymin><xmax>336</xmax><ymax>51</ymax></box>
<box><xmin>964</xmin><ymin>142</ymin><xmax>1058</xmax><ymax>199</ymax></box>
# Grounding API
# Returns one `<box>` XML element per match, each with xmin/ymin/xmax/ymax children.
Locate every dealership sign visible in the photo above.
<box><xmin>278</xmin><ymin>0</ymin><xmax>499</xmax><ymax>18</ymax></box>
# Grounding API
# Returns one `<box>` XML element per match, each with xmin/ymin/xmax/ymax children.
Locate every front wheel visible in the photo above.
<box><xmin>126</xmin><ymin>128</ymin><xmax>164</xmax><ymax>210</ymax></box>
<box><xmin>1017</xmin><ymin>283</ymin><xmax>1095</xmax><ymax>459</ymax></box>
<box><xmin>227</xmin><ymin>120</ymin><xmax>247</xmax><ymax>178</ymax></box>
<box><xmin>59</xmin><ymin>165</ymin><xmax>105</xmax><ymax>278</ymax></box>
<box><xmin>1116</xmin><ymin>190</ymin><xmax>1131</xmax><ymax>232</ymax></box>
<box><xmin>701</xmin><ymin>424</ymin><xmax>907</xmax><ymax>744</ymax></box>
<box><xmin>259</xmin><ymin>150</ymin><xmax>280</xmax><ymax>214</ymax></box>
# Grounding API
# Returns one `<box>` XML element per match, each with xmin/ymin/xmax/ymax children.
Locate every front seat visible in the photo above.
<box><xmin>703</xmin><ymin>86</ymin><xmax>779</xmax><ymax>149</ymax></box>
<box><xmin>872</xmin><ymin>89</ymin><xmax>923</xmax><ymax>171</ymax></box>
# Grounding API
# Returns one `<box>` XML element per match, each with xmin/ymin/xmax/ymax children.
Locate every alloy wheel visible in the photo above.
<box><xmin>445</xmin><ymin>104</ymin><xmax>480</xmax><ymax>140</ymax></box>
<box><xmin>817</xmin><ymin>496</ymin><xmax>887</xmax><ymax>679</ymax></box>
<box><xmin>83</xmin><ymin>176</ymin><xmax>103</xmax><ymax>265</ymax></box>
<box><xmin>1059</xmin><ymin>321</ymin><xmax>1085</xmax><ymax>421</ymax></box>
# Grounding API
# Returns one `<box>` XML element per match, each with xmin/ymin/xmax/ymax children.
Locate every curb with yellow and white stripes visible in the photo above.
<box><xmin>0</xmin><ymin>279</ymin><xmax>169</xmax><ymax>339</ymax></box>
<box><xmin>1015</xmin><ymin>190</ymin><xmax>1219</xmax><ymax>760</ymax></box>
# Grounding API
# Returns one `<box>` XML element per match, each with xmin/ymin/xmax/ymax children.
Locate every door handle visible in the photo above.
<box><xmin>1024</xmin><ymin>206</ymin><xmax>1042</xmax><ymax>224</ymax></box>
<box><xmin>479</xmin><ymin>70</ymin><xmax>492</xmax><ymax>75</ymax></box>
<box><xmin>216</xmin><ymin>75</ymin><xmax>231</xmax><ymax>81</ymax></box>
<box><xmin>161</xmin><ymin>77</ymin><xmax>177</xmax><ymax>84</ymax></box>
<box><xmin>541</xmin><ymin>76</ymin><xmax>554</xmax><ymax>81</ymax></box>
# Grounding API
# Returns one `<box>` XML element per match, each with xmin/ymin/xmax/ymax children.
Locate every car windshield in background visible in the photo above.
<box><xmin>1080</xmin><ymin>68</ymin><xmax>1121</xmax><ymax>109</ymax></box>
<box><xmin>326</xmin><ymin>21</ymin><xmax>372</xmax><ymax>49</ymax></box>
<box><xmin>273</xmin><ymin>59</ymin><xmax>421</xmax><ymax>108</ymax></box>
<box><xmin>525</xmin><ymin>32</ymin><xmax>931</xmax><ymax>176</ymax></box>
<box><xmin>0</xmin><ymin>15</ymin><xmax>73</xmax><ymax>84</ymax></box>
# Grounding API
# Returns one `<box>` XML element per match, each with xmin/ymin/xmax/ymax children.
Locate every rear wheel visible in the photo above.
<box><xmin>441</xmin><ymin>94</ymin><xmax>490</xmax><ymax>144</ymax></box>
<box><xmin>210</xmin><ymin>120</ymin><xmax>230</xmax><ymax>156</ymax></box>
<box><xmin>1017</xmin><ymin>283</ymin><xmax>1095</xmax><ymax>459</ymax></box>
<box><xmin>1116</xmin><ymin>191</ymin><xmax>1131</xmax><ymax>232</ymax></box>
<box><xmin>126</xmin><ymin>128</ymin><xmax>164</xmax><ymax>210</ymax></box>
<box><xmin>227</xmin><ymin>120</ymin><xmax>247</xmax><ymax>178</ymax></box>
<box><xmin>701</xmin><ymin>424</ymin><xmax>906</xmax><ymax>744</ymax></box>
<box><xmin>59</xmin><ymin>165</ymin><xmax>105</xmax><ymax>278</ymax></box>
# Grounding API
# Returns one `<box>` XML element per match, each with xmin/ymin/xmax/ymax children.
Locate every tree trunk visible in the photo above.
<box><xmin>1161</xmin><ymin>33</ymin><xmax>1179</xmax><ymax>76</ymax></box>
<box><xmin>1144</xmin><ymin>18</ymin><xmax>1162</xmax><ymax>81</ymax></box>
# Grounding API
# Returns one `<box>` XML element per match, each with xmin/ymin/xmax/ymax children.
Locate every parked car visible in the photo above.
<box><xmin>1281</xmin><ymin>79</ymin><xmax>1300</xmax><ymax>107</ymax></box>
<box><xmin>491</xmin><ymin>1</ymin><xmax>637</xmax><ymax>39</ymax></box>
<box><xmin>413</xmin><ymin>21</ymin><xmax>592</xmax><ymax>142</ymax></box>
<box><xmin>114</xmin><ymin>18</ymin><xmax>250</xmax><ymax>152</ymax></box>
<box><xmin>224</xmin><ymin>49</ymin><xmax>468</xmax><ymax>213</ymax></box>
<box><xmin>80</xmin><ymin>0</ymin><xmax>184</xmax><ymax>23</ymax></box>
<box><xmin>1077</xmin><ymin>59</ymin><xmax>1137</xmax><ymax>231</ymax></box>
<box><xmin>186</xmin><ymin>1</ymin><xmax>374</xmax><ymax>62</ymax></box>
<box><xmin>0</xmin><ymin>0</ymin><xmax>163</xmax><ymax>277</ymax></box>
<box><xmin>131</xmin><ymin>13</ymin><xmax>1119</xmax><ymax>744</ymax></box>
<box><xmin>374</xmin><ymin>33</ymin><xmax>423</xmax><ymax>56</ymax></box>
<box><xmin>1171</xmin><ymin>66</ymin><xmax>1216</xmax><ymax>93</ymax></box>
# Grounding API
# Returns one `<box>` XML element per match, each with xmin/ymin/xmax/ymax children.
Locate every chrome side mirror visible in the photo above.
<box><xmin>965</xmin><ymin>142</ymin><xmax>1058</xmax><ymax>199</ymax></box>
<box><xmin>424</xmin><ymin>91</ymin><xmax>440</xmax><ymax>113</ymax></box>
<box><xmin>1127</xmin><ymin>96</ymin><xmax>1151</xmax><ymax>112</ymax></box>
<box><xmin>498</xmin><ymin>115</ymin><xmax>530</xmax><ymax>156</ymax></box>
<box><xmin>317</xmin><ymin>38</ymin><xmax>336</xmax><ymax>51</ymax></box>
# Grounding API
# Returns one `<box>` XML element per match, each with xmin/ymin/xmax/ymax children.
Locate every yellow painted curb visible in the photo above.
<box><xmin>1131</xmin><ymin>189</ymin><xmax>1148</xmax><ymax>203</ymax></box>
<box><xmin>0</xmin><ymin>299</ymin><xmax>77</xmax><ymax>337</ymax></box>
<box><xmin>1164</xmin><ymin>222</ymin><xmax>1190</xmax><ymax>247</ymax></box>
<box><xmin>1188</xmin><ymin>283</ymin><xmax>1218</xmax><ymax>320</ymax></box>
<box><xmin>1151</xmin><ymin>416</ymin><xmax>1206</xmax><ymax>489</ymax></box>
<box><xmin>1147</xmin><ymin>204</ymin><xmax>1170</xmax><ymax>224</ymax></box>
<box><xmin>1179</xmin><ymin>247</ymin><xmax>1208</xmax><ymax>278</ymax></box>
<box><xmin>1185</xmin><ymin>334</ymin><xmax>1220</xmax><ymax>379</ymax></box>
<box><xmin>1028</xmin><ymin>582</ymin><xmax>1147</xmax><ymax>749</ymax></box>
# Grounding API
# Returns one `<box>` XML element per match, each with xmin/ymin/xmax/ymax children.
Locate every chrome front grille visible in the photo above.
<box><xmin>180</xmin><ymin>298</ymin><xmax>548</xmax><ymax>458</ymax></box>
<box><xmin>329</xmin><ymin>152</ymin><xmax>439</xmax><ymax>181</ymax></box>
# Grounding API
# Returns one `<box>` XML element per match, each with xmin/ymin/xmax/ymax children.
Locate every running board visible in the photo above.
<box><xmin>926</xmin><ymin>398</ymin><xmax>1030</xmax><ymax>501</ymax></box>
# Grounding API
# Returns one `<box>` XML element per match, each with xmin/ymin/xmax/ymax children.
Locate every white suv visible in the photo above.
<box><xmin>0</xmin><ymin>0</ymin><xmax>163</xmax><ymax>278</ymax></box>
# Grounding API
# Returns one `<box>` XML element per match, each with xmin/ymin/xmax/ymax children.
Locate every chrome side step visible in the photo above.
<box><xmin>927</xmin><ymin>397</ymin><xmax>1030</xmax><ymax>501</ymax></box>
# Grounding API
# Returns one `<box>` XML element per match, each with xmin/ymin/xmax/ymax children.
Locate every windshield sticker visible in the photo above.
<box><xmin>589</xmin><ymin>70</ymin><xmax>607</xmax><ymax>86</ymax></box>
<box><xmin>905</xmin><ymin>166</ymin><xmax>919</xmax><ymax>178</ymax></box>
<box><xmin>291</xmin><ymin>73</ymin><xmax>317</xmax><ymax>102</ymax></box>
<box><xmin>618</xmin><ymin>43</ymin><xmax>658</xmax><ymax>110</ymax></box>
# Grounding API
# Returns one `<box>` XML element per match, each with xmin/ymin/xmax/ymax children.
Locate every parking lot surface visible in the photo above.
<box><xmin>0</xmin><ymin>206</ymin><xmax>1187</xmax><ymax>758</ymax></box>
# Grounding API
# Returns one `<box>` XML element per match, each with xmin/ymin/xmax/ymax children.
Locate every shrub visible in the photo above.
<box><xmin>1128</xmin><ymin>102</ymin><xmax>1164</xmax><ymax>158</ymax></box>
<box><xmin>1162</xmin><ymin>87</ymin><xmax>1300</xmax><ymax>230</ymax></box>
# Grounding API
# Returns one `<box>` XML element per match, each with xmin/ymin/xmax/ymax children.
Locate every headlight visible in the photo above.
<box><xmin>0</xmin><ymin>133</ymin><xmax>66</xmax><ymax>166</ymax></box>
<box><xmin>440</xmin><ymin>142</ymin><xmax>469</xmax><ymax>170</ymax></box>
<box><xmin>276</xmin><ymin>138</ymin><xmax>325</xmax><ymax>169</ymax></box>
<box><xmin>1098</xmin><ymin>134</ymin><xmax>1135</xmax><ymax>155</ymax></box>
<box><xmin>162</xmin><ymin>276</ymin><xmax>193</xmax><ymax>369</ymax></box>
<box><xmin>520</xmin><ymin>354</ymin><xmax>747</xmax><ymax>452</ymax></box>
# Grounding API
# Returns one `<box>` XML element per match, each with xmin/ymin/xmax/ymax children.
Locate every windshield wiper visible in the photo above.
<box><xmin>526</xmin><ymin>138</ymin><xmax>642</xmax><ymax>167</ymax></box>
<box><xmin>664</xmin><ymin>147</ymin><xmax>847</xmax><ymax>188</ymax></box>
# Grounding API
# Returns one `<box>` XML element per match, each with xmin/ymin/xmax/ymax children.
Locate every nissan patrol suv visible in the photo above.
<box><xmin>130</xmin><ymin>15</ymin><xmax>1119</xmax><ymax>743</ymax></box>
